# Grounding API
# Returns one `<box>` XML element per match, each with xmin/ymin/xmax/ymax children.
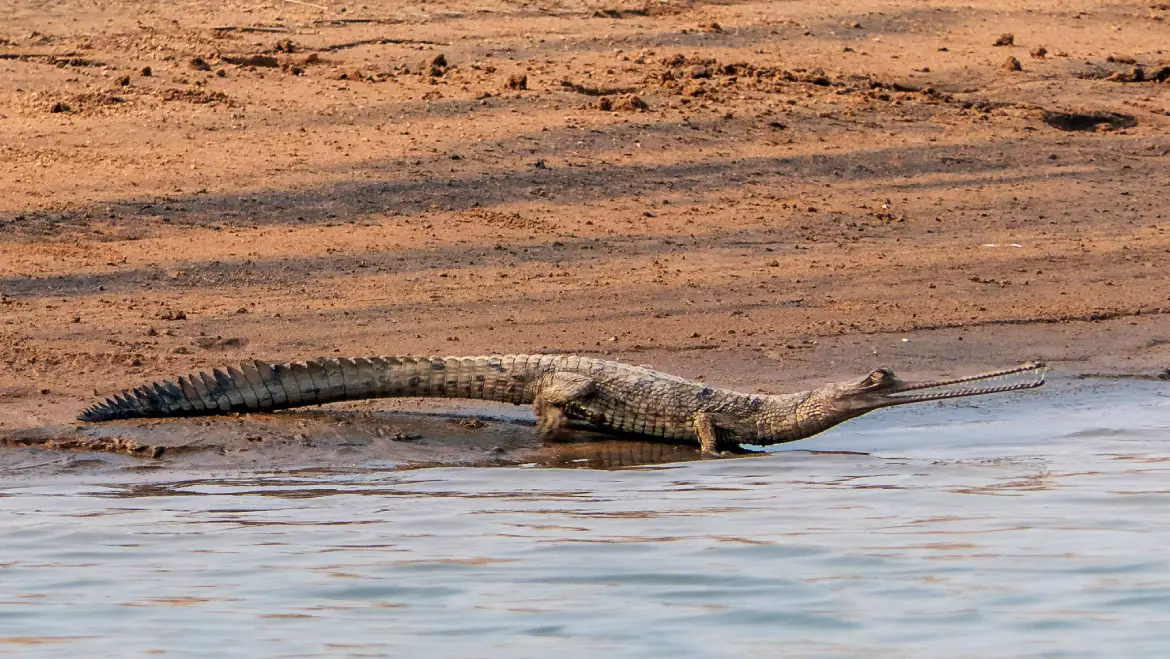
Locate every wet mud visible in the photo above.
<box><xmin>1</xmin><ymin>408</ymin><xmax>722</xmax><ymax>473</ymax></box>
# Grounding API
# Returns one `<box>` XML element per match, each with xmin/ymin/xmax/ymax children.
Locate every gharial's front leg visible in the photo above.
<box><xmin>692</xmin><ymin>412</ymin><xmax>742</xmax><ymax>457</ymax></box>
<box><xmin>533</xmin><ymin>372</ymin><xmax>596</xmax><ymax>439</ymax></box>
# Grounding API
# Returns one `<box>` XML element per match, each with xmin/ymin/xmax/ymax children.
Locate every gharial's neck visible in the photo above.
<box><xmin>738</xmin><ymin>390</ymin><xmax>815</xmax><ymax>445</ymax></box>
<box><xmin>745</xmin><ymin>388</ymin><xmax>869</xmax><ymax>445</ymax></box>
<box><xmin>797</xmin><ymin>388</ymin><xmax>870</xmax><ymax>440</ymax></box>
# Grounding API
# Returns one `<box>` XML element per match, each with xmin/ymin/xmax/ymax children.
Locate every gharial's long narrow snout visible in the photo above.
<box><xmin>797</xmin><ymin>362</ymin><xmax>1047</xmax><ymax>441</ymax></box>
<box><xmin>873</xmin><ymin>362</ymin><xmax>1047</xmax><ymax>406</ymax></box>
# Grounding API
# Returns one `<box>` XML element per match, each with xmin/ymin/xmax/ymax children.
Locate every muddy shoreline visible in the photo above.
<box><xmin>2</xmin><ymin>366</ymin><xmax>1164</xmax><ymax>474</ymax></box>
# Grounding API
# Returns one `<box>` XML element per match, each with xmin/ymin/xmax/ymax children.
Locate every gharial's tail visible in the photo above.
<box><xmin>78</xmin><ymin>355</ymin><xmax>538</xmax><ymax>422</ymax></box>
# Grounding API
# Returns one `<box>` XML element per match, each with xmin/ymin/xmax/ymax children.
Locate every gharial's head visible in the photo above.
<box><xmin>799</xmin><ymin>362</ymin><xmax>1047</xmax><ymax>427</ymax></box>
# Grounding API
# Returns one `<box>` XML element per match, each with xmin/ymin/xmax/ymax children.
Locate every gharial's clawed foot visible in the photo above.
<box><xmin>535</xmin><ymin>404</ymin><xmax>570</xmax><ymax>441</ymax></box>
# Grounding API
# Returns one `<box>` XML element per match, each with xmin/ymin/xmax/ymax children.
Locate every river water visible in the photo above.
<box><xmin>2</xmin><ymin>377</ymin><xmax>1169</xmax><ymax>658</ymax></box>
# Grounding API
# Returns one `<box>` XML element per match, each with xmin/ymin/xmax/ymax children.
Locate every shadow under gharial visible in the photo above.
<box><xmin>0</xmin><ymin>409</ymin><xmax>772</xmax><ymax>474</ymax></box>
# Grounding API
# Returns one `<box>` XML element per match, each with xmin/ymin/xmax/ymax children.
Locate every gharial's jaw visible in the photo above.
<box><xmin>825</xmin><ymin>362</ymin><xmax>1047</xmax><ymax>416</ymax></box>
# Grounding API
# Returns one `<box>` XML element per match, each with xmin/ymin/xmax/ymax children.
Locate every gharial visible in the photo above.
<box><xmin>78</xmin><ymin>354</ymin><xmax>1046</xmax><ymax>455</ymax></box>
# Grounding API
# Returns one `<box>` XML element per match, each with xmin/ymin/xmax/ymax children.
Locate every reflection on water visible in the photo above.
<box><xmin>2</xmin><ymin>379</ymin><xmax>1169</xmax><ymax>658</ymax></box>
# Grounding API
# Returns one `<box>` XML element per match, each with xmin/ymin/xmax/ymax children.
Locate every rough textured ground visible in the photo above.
<box><xmin>1</xmin><ymin>0</ymin><xmax>1168</xmax><ymax>466</ymax></box>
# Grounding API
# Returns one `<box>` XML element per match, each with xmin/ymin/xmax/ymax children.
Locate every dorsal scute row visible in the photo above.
<box><xmin>77</xmin><ymin>353</ymin><xmax>723</xmax><ymax>422</ymax></box>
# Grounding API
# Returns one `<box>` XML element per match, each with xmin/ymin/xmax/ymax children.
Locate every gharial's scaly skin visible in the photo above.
<box><xmin>78</xmin><ymin>354</ymin><xmax>1046</xmax><ymax>453</ymax></box>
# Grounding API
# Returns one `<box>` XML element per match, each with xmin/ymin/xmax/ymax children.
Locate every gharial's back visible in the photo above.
<box><xmin>78</xmin><ymin>353</ymin><xmax>720</xmax><ymax>422</ymax></box>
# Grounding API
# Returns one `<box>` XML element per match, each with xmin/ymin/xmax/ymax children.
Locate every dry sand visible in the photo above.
<box><xmin>1</xmin><ymin>0</ymin><xmax>1168</xmax><ymax>466</ymax></box>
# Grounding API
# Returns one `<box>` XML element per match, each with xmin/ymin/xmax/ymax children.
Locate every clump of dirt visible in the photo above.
<box><xmin>593</xmin><ymin>8</ymin><xmax>647</xmax><ymax>18</ymax></box>
<box><xmin>53</xmin><ymin>56</ymin><xmax>104</xmax><ymax>67</ymax></box>
<box><xmin>560</xmin><ymin>79</ymin><xmax>635</xmax><ymax>96</ymax></box>
<box><xmin>426</xmin><ymin>53</ymin><xmax>449</xmax><ymax>77</ymax></box>
<box><xmin>457</xmin><ymin>209</ymin><xmax>555</xmax><ymax>233</ymax></box>
<box><xmin>1042</xmin><ymin>110</ymin><xmax>1137</xmax><ymax>131</ymax></box>
<box><xmin>37</xmin><ymin>91</ymin><xmax>129</xmax><ymax>116</ymax></box>
<box><xmin>1106</xmin><ymin>65</ymin><xmax>1170</xmax><ymax>83</ymax></box>
<box><xmin>158</xmin><ymin>87</ymin><xmax>234</xmax><ymax>105</ymax></box>
<box><xmin>221</xmin><ymin>54</ymin><xmax>279</xmax><ymax>67</ymax></box>
<box><xmin>5</xmin><ymin>433</ymin><xmax>168</xmax><ymax>458</ymax></box>
<box><xmin>0</xmin><ymin>54</ymin><xmax>104</xmax><ymax>67</ymax></box>
<box><xmin>597</xmin><ymin>94</ymin><xmax>649</xmax><ymax>111</ymax></box>
<box><xmin>1075</xmin><ymin>62</ymin><xmax>1169</xmax><ymax>82</ymax></box>
<box><xmin>592</xmin><ymin>4</ymin><xmax>702</xmax><ymax>19</ymax></box>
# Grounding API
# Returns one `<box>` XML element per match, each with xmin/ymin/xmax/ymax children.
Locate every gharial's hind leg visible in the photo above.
<box><xmin>533</xmin><ymin>372</ymin><xmax>595</xmax><ymax>439</ymax></box>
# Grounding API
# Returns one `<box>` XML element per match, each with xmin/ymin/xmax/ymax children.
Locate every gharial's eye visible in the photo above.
<box><xmin>865</xmin><ymin>368</ymin><xmax>894</xmax><ymax>386</ymax></box>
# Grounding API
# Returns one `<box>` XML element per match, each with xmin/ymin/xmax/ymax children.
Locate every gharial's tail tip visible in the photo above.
<box><xmin>77</xmin><ymin>406</ymin><xmax>110</xmax><ymax>422</ymax></box>
<box><xmin>77</xmin><ymin>399</ymin><xmax>134</xmax><ymax>422</ymax></box>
